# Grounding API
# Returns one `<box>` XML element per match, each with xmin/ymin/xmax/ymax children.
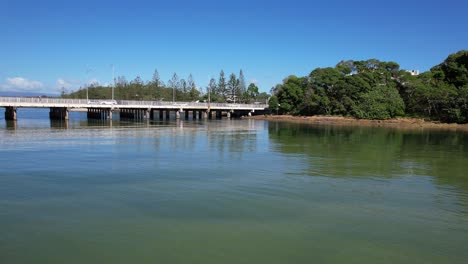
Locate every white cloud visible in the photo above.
<box><xmin>86</xmin><ymin>78</ymin><xmax>100</xmax><ymax>86</ymax></box>
<box><xmin>56</xmin><ymin>78</ymin><xmax>81</xmax><ymax>90</ymax></box>
<box><xmin>0</xmin><ymin>77</ymin><xmax>44</xmax><ymax>91</ymax></box>
<box><xmin>249</xmin><ymin>79</ymin><xmax>259</xmax><ymax>84</ymax></box>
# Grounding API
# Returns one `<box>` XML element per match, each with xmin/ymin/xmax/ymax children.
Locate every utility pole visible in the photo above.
<box><xmin>207</xmin><ymin>84</ymin><xmax>211</xmax><ymax>111</ymax></box>
<box><xmin>112</xmin><ymin>64</ymin><xmax>115</xmax><ymax>101</ymax></box>
<box><xmin>85</xmin><ymin>68</ymin><xmax>90</xmax><ymax>101</ymax></box>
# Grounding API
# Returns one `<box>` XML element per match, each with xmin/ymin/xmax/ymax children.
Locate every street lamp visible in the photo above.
<box><xmin>85</xmin><ymin>67</ymin><xmax>93</xmax><ymax>101</ymax></box>
<box><xmin>111</xmin><ymin>64</ymin><xmax>115</xmax><ymax>101</ymax></box>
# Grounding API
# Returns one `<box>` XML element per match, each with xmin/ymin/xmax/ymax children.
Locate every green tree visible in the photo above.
<box><xmin>227</xmin><ymin>73</ymin><xmax>238</xmax><ymax>102</ymax></box>
<box><xmin>246</xmin><ymin>83</ymin><xmax>259</xmax><ymax>103</ymax></box>
<box><xmin>276</xmin><ymin>75</ymin><xmax>306</xmax><ymax>115</ymax></box>
<box><xmin>217</xmin><ymin>70</ymin><xmax>227</xmax><ymax>101</ymax></box>
<box><xmin>152</xmin><ymin>69</ymin><xmax>163</xmax><ymax>100</ymax></box>
<box><xmin>168</xmin><ymin>73</ymin><xmax>180</xmax><ymax>102</ymax></box>
<box><xmin>238</xmin><ymin>70</ymin><xmax>247</xmax><ymax>102</ymax></box>
<box><xmin>187</xmin><ymin>74</ymin><xmax>199</xmax><ymax>101</ymax></box>
<box><xmin>268</xmin><ymin>95</ymin><xmax>280</xmax><ymax>114</ymax></box>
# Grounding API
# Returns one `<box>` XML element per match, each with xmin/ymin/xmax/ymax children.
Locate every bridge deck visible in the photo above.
<box><xmin>0</xmin><ymin>97</ymin><xmax>268</xmax><ymax>111</ymax></box>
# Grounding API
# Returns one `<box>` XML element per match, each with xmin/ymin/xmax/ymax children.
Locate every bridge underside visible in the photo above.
<box><xmin>2</xmin><ymin>106</ymin><xmax>263</xmax><ymax>121</ymax></box>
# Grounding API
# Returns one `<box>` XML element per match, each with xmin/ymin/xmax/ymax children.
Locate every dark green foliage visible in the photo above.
<box><xmin>276</xmin><ymin>75</ymin><xmax>307</xmax><ymax>115</ymax></box>
<box><xmin>268</xmin><ymin>95</ymin><xmax>279</xmax><ymax>114</ymax></box>
<box><xmin>64</xmin><ymin>69</ymin><xmax>259</xmax><ymax>105</ymax></box>
<box><xmin>353</xmin><ymin>85</ymin><xmax>405</xmax><ymax>119</ymax></box>
<box><xmin>399</xmin><ymin>51</ymin><xmax>468</xmax><ymax>123</ymax></box>
<box><xmin>270</xmin><ymin>50</ymin><xmax>468</xmax><ymax>123</ymax></box>
<box><xmin>245</xmin><ymin>83</ymin><xmax>259</xmax><ymax>103</ymax></box>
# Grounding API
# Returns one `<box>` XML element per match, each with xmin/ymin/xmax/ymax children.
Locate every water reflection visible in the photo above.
<box><xmin>50</xmin><ymin>120</ymin><xmax>69</xmax><ymax>129</ymax></box>
<box><xmin>268</xmin><ymin>121</ymin><xmax>468</xmax><ymax>191</ymax></box>
<box><xmin>2</xmin><ymin>117</ymin><xmax>468</xmax><ymax>263</ymax></box>
<box><xmin>6</xmin><ymin>120</ymin><xmax>17</xmax><ymax>130</ymax></box>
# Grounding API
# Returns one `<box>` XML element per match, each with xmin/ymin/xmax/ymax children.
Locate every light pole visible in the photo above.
<box><xmin>207</xmin><ymin>85</ymin><xmax>210</xmax><ymax>104</ymax></box>
<box><xmin>111</xmin><ymin>64</ymin><xmax>115</xmax><ymax>101</ymax></box>
<box><xmin>85</xmin><ymin>67</ymin><xmax>93</xmax><ymax>101</ymax></box>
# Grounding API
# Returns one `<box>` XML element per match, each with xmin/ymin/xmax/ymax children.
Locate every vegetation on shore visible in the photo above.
<box><xmin>62</xmin><ymin>70</ymin><xmax>270</xmax><ymax>104</ymax></box>
<box><xmin>62</xmin><ymin>51</ymin><xmax>467</xmax><ymax>124</ymax></box>
<box><xmin>269</xmin><ymin>50</ymin><xmax>468</xmax><ymax>123</ymax></box>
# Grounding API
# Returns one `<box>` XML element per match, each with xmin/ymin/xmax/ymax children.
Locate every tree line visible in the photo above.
<box><xmin>269</xmin><ymin>50</ymin><xmax>468</xmax><ymax>123</ymax></box>
<box><xmin>62</xmin><ymin>70</ymin><xmax>270</xmax><ymax>104</ymax></box>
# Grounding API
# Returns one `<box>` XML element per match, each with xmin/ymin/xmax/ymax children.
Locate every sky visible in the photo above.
<box><xmin>0</xmin><ymin>0</ymin><xmax>467</xmax><ymax>95</ymax></box>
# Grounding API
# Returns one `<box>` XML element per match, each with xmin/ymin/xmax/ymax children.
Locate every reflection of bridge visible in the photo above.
<box><xmin>0</xmin><ymin>97</ymin><xmax>268</xmax><ymax>121</ymax></box>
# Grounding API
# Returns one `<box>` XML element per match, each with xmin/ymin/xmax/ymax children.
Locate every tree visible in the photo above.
<box><xmin>238</xmin><ymin>70</ymin><xmax>247</xmax><ymax>102</ymax></box>
<box><xmin>180</xmin><ymin>79</ymin><xmax>187</xmax><ymax>101</ymax></box>
<box><xmin>246</xmin><ymin>83</ymin><xmax>259</xmax><ymax>103</ymax></box>
<box><xmin>168</xmin><ymin>73</ymin><xmax>180</xmax><ymax>102</ymax></box>
<box><xmin>352</xmin><ymin>84</ymin><xmax>405</xmax><ymax>119</ymax></box>
<box><xmin>152</xmin><ymin>69</ymin><xmax>163</xmax><ymax>100</ymax></box>
<box><xmin>268</xmin><ymin>95</ymin><xmax>279</xmax><ymax>114</ymax></box>
<box><xmin>227</xmin><ymin>73</ymin><xmax>238</xmax><ymax>102</ymax></box>
<box><xmin>218</xmin><ymin>70</ymin><xmax>227</xmax><ymax>101</ymax></box>
<box><xmin>207</xmin><ymin>78</ymin><xmax>217</xmax><ymax>102</ymax></box>
<box><xmin>432</xmin><ymin>50</ymin><xmax>468</xmax><ymax>88</ymax></box>
<box><xmin>187</xmin><ymin>74</ymin><xmax>198</xmax><ymax>101</ymax></box>
<box><xmin>276</xmin><ymin>75</ymin><xmax>307</xmax><ymax>115</ymax></box>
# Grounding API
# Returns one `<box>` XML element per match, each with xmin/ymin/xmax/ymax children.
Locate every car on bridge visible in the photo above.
<box><xmin>100</xmin><ymin>100</ymin><xmax>117</xmax><ymax>105</ymax></box>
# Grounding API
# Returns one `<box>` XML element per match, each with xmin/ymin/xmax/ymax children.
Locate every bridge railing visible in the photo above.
<box><xmin>0</xmin><ymin>96</ymin><xmax>268</xmax><ymax>109</ymax></box>
<box><xmin>0</xmin><ymin>97</ymin><xmax>89</xmax><ymax>104</ymax></box>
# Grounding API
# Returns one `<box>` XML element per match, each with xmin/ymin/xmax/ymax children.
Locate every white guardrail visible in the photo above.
<box><xmin>0</xmin><ymin>97</ymin><xmax>268</xmax><ymax>109</ymax></box>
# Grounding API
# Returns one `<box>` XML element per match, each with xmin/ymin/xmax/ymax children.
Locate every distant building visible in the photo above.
<box><xmin>407</xmin><ymin>70</ymin><xmax>419</xmax><ymax>76</ymax></box>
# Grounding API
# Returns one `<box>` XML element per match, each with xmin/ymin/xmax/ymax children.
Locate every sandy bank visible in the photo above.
<box><xmin>246</xmin><ymin>115</ymin><xmax>468</xmax><ymax>132</ymax></box>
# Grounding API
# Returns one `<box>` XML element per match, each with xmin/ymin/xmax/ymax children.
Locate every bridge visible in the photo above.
<box><xmin>0</xmin><ymin>97</ymin><xmax>269</xmax><ymax>121</ymax></box>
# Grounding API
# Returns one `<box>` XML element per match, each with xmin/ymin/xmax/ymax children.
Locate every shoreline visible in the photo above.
<box><xmin>246</xmin><ymin>115</ymin><xmax>468</xmax><ymax>132</ymax></box>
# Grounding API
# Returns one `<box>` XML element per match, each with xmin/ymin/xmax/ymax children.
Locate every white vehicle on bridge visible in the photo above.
<box><xmin>100</xmin><ymin>100</ymin><xmax>117</xmax><ymax>105</ymax></box>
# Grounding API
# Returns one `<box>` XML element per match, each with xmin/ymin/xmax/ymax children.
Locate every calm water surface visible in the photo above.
<box><xmin>1</xmin><ymin>109</ymin><xmax>468</xmax><ymax>263</ymax></box>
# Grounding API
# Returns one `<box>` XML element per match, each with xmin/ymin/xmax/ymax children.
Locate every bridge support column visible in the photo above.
<box><xmin>192</xmin><ymin>110</ymin><xmax>197</xmax><ymax>120</ymax></box>
<box><xmin>227</xmin><ymin>112</ymin><xmax>231</xmax><ymax>119</ymax></box>
<box><xmin>158</xmin><ymin>110</ymin><xmax>164</xmax><ymax>120</ymax></box>
<box><xmin>87</xmin><ymin>108</ymin><xmax>111</xmax><ymax>120</ymax></box>
<box><xmin>207</xmin><ymin>110</ymin><xmax>212</xmax><ymax>119</ymax></box>
<box><xmin>185</xmin><ymin>110</ymin><xmax>189</xmax><ymax>120</ymax></box>
<box><xmin>165</xmin><ymin>109</ymin><xmax>170</xmax><ymax>120</ymax></box>
<box><xmin>50</xmin><ymin>107</ymin><xmax>69</xmax><ymax>120</ymax></box>
<box><xmin>216</xmin><ymin>110</ymin><xmax>222</xmax><ymax>119</ymax></box>
<box><xmin>176</xmin><ymin>110</ymin><xmax>180</xmax><ymax>119</ymax></box>
<box><xmin>149</xmin><ymin>109</ymin><xmax>154</xmax><ymax>120</ymax></box>
<box><xmin>5</xmin><ymin>107</ymin><xmax>17</xmax><ymax>121</ymax></box>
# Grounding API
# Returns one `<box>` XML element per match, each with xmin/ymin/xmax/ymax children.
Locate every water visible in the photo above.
<box><xmin>1</xmin><ymin>109</ymin><xmax>468</xmax><ymax>263</ymax></box>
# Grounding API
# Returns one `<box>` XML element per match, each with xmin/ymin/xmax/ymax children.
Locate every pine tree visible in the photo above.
<box><xmin>218</xmin><ymin>70</ymin><xmax>226</xmax><ymax>101</ymax></box>
<box><xmin>168</xmin><ymin>73</ymin><xmax>179</xmax><ymax>102</ymax></box>
<box><xmin>227</xmin><ymin>73</ymin><xmax>238</xmax><ymax>102</ymax></box>
<box><xmin>207</xmin><ymin>78</ymin><xmax>217</xmax><ymax>102</ymax></box>
<box><xmin>152</xmin><ymin>69</ymin><xmax>162</xmax><ymax>100</ymax></box>
<box><xmin>238</xmin><ymin>69</ymin><xmax>247</xmax><ymax>102</ymax></box>
<box><xmin>188</xmin><ymin>74</ymin><xmax>198</xmax><ymax>101</ymax></box>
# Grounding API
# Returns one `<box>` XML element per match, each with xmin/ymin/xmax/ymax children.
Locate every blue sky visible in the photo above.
<box><xmin>1</xmin><ymin>0</ymin><xmax>467</xmax><ymax>94</ymax></box>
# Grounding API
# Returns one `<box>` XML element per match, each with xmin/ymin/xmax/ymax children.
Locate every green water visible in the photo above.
<box><xmin>1</xmin><ymin>113</ymin><xmax>467</xmax><ymax>263</ymax></box>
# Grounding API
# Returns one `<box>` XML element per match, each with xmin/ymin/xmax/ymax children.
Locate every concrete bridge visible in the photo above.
<box><xmin>0</xmin><ymin>97</ymin><xmax>268</xmax><ymax>121</ymax></box>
